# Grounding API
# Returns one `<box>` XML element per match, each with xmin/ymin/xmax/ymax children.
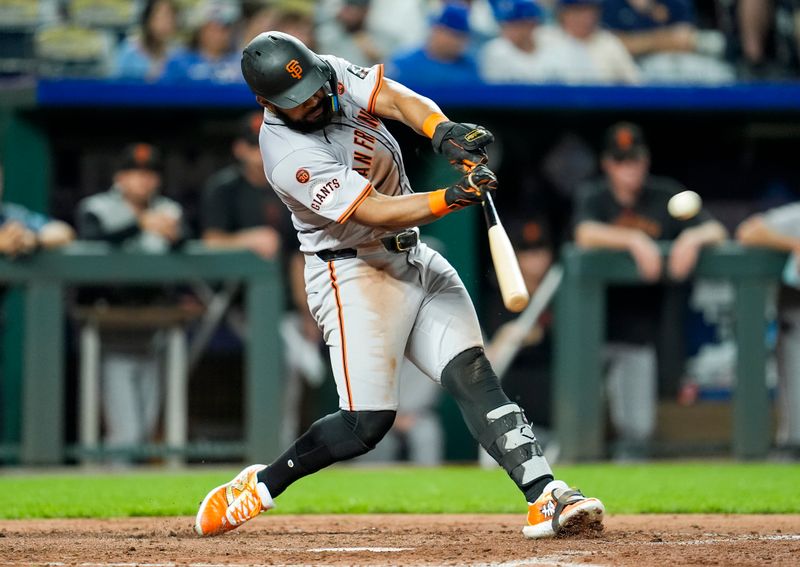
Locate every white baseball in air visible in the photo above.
<box><xmin>668</xmin><ymin>190</ymin><xmax>702</xmax><ymax>220</ymax></box>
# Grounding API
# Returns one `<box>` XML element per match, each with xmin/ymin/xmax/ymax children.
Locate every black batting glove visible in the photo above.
<box><xmin>432</xmin><ymin>121</ymin><xmax>495</xmax><ymax>172</ymax></box>
<box><xmin>444</xmin><ymin>165</ymin><xmax>498</xmax><ymax>210</ymax></box>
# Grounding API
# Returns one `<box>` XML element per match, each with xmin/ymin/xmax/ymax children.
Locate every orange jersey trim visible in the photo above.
<box><xmin>328</xmin><ymin>261</ymin><xmax>353</xmax><ymax>410</ymax></box>
<box><xmin>367</xmin><ymin>64</ymin><xmax>384</xmax><ymax>115</ymax></box>
<box><xmin>336</xmin><ymin>182</ymin><xmax>373</xmax><ymax>224</ymax></box>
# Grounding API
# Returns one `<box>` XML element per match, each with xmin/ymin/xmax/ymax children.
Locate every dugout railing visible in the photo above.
<box><xmin>0</xmin><ymin>241</ymin><xmax>284</xmax><ymax>465</ymax></box>
<box><xmin>554</xmin><ymin>242</ymin><xmax>788</xmax><ymax>462</ymax></box>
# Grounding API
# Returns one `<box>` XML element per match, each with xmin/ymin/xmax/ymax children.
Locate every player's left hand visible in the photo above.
<box><xmin>432</xmin><ymin>121</ymin><xmax>494</xmax><ymax>171</ymax></box>
<box><xmin>444</xmin><ymin>164</ymin><xmax>498</xmax><ymax>210</ymax></box>
<box><xmin>669</xmin><ymin>231</ymin><xmax>702</xmax><ymax>281</ymax></box>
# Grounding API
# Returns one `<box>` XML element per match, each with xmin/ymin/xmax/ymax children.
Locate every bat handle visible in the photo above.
<box><xmin>467</xmin><ymin>166</ymin><xmax>498</xmax><ymax>228</ymax></box>
<box><xmin>481</xmin><ymin>189</ymin><xmax>499</xmax><ymax>228</ymax></box>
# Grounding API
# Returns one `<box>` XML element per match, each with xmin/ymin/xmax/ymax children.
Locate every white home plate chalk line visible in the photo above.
<box><xmin>306</xmin><ymin>546</ymin><xmax>413</xmax><ymax>552</ymax></box>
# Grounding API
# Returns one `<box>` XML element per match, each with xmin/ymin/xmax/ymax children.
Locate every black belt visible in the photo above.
<box><xmin>316</xmin><ymin>230</ymin><xmax>418</xmax><ymax>261</ymax></box>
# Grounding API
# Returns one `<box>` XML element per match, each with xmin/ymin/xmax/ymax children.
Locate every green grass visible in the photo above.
<box><xmin>0</xmin><ymin>462</ymin><xmax>798</xmax><ymax>519</ymax></box>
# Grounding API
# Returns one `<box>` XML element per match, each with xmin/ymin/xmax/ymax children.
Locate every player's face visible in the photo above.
<box><xmin>559</xmin><ymin>6</ymin><xmax>600</xmax><ymax>40</ymax></box>
<box><xmin>115</xmin><ymin>169</ymin><xmax>161</xmax><ymax>206</ymax></box>
<box><xmin>603</xmin><ymin>155</ymin><xmax>649</xmax><ymax>206</ymax></box>
<box><xmin>502</xmin><ymin>20</ymin><xmax>538</xmax><ymax>49</ymax></box>
<box><xmin>428</xmin><ymin>27</ymin><xmax>469</xmax><ymax>61</ymax></box>
<box><xmin>199</xmin><ymin>21</ymin><xmax>232</xmax><ymax>57</ymax></box>
<box><xmin>273</xmin><ymin>87</ymin><xmax>333</xmax><ymax>132</ymax></box>
<box><xmin>148</xmin><ymin>0</ymin><xmax>177</xmax><ymax>43</ymax></box>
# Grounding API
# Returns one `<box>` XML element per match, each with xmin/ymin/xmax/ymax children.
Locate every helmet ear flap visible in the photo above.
<box><xmin>326</xmin><ymin>62</ymin><xmax>340</xmax><ymax>113</ymax></box>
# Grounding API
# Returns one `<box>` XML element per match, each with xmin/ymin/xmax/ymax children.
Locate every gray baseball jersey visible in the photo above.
<box><xmin>763</xmin><ymin>203</ymin><xmax>800</xmax><ymax>238</ymax></box>
<box><xmin>258</xmin><ymin>57</ymin><xmax>483</xmax><ymax>411</ymax></box>
<box><xmin>259</xmin><ymin>55</ymin><xmax>412</xmax><ymax>254</ymax></box>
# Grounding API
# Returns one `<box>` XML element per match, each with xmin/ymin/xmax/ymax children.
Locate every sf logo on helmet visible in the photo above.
<box><xmin>285</xmin><ymin>59</ymin><xmax>303</xmax><ymax>80</ymax></box>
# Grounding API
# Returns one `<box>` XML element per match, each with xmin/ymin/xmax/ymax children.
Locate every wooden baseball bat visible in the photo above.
<box><xmin>481</xmin><ymin>190</ymin><xmax>530</xmax><ymax>313</ymax></box>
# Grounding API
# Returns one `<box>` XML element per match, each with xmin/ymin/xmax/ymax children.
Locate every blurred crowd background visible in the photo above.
<box><xmin>1</xmin><ymin>0</ymin><xmax>799</xmax><ymax>84</ymax></box>
<box><xmin>2</xmin><ymin>0</ymin><xmax>800</xmax><ymax>467</ymax></box>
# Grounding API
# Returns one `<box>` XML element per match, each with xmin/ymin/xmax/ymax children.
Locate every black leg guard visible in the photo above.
<box><xmin>441</xmin><ymin>347</ymin><xmax>552</xmax><ymax>500</ymax></box>
<box><xmin>258</xmin><ymin>409</ymin><xmax>395</xmax><ymax>498</ymax></box>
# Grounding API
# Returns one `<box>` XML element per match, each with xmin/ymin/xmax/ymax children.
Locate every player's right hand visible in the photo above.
<box><xmin>432</xmin><ymin>121</ymin><xmax>494</xmax><ymax>172</ymax></box>
<box><xmin>140</xmin><ymin>211</ymin><xmax>180</xmax><ymax>242</ymax></box>
<box><xmin>668</xmin><ymin>230</ymin><xmax>702</xmax><ymax>281</ymax></box>
<box><xmin>628</xmin><ymin>233</ymin><xmax>662</xmax><ymax>282</ymax></box>
<box><xmin>0</xmin><ymin>222</ymin><xmax>36</xmax><ymax>257</ymax></box>
<box><xmin>239</xmin><ymin>226</ymin><xmax>281</xmax><ymax>259</ymax></box>
<box><xmin>444</xmin><ymin>165</ymin><xmax>498</xmax><ymax>210</ymax></box>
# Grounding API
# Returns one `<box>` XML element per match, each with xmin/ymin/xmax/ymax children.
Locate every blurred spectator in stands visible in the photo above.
<box><xmin>536</xmin><ymin>0</ymin><xmax>641</xmax><ymax>84</ymax></box>
<box><xmin>480</xmin><ymin>0</ymin><xmax>597</xmax><ymax>83</ymax></box>
<box><xmin>533</xmin><ymin>0</ymin><xmax>558</xmax><ymax>20</ymax></box>
<box><xmin>602</xmin><ymin>0</ymin><xmax>735</xmax><ymax>84</ymax></box>
<box><xmin>76</xmin><ymin>143</ymin><xmax>189</xmax><ymax>461</ymax></box>
<box><xmin>386</xmin><ymin>2</ymin><xmax>479</xmax><ymax>84</ymax></box>
<box><xmin>573</xmin><ymin>122</ymin><xmax>727</xmax><ymax>460</ymax></box>
<box><xmin>317</xmin><ymin>0</ymin><xmax>383</xmax><ymax>66</ymax></box>
<box><xmin>239</xmin><ymin>2</ymin><xmax>279</xmax><ymax>48</ymax></box>
<box><xmin>737</xmin><ymin>0</ymin><xmax>774</xmax><ymax>74</ymax></box>
<box><xmin>0</xmin><ymin>165</ymin><xmax>74</xmax><ymax>258</ymax></box>
<box><xmin>361</xmin><ymin>0</ymin><xmax>429</xmax><ymax>57</ymax></box>
<box><xmin>737</xmin><ymin>204</ymin><xmax>800</xmax><ymax>458</ymax></box>
<box><xmin>479</xmin><ymin>0</ymin><xmax>549</xmax><ymax>82</ymax></box>
<box><xmin>115</xmin><ymin>0</ymin><xmax>183</xmax><ymax>80</ymax></box>
<box><xmin>270</xmin><ymin>0</ymin><xmax>316</xmax><ymax>49</ymax></box>
<box><xmin>201</xmin><ymin>113</ymin><xmax>326</xmax><ymax>446</ymax></box>
<box><xmin>161</xmin><ymin>0</ymin><xmax>242</xmax><ymax>82</ymax></box>
<box><xmin>464</xmin><ymin>0</ymin><xmax>502</xmax><ymax>43</ymax></box>
<box><xmin>720</xmin><ymin>0</ymin><xmax>800</xmax><ymax>78</ymax></box>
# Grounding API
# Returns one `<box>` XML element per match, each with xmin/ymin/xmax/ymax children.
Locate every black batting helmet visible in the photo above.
<box><xmin>241</xmin><ymin>32</ymin><xmax>335</xmax><ymax>109</ymax></box>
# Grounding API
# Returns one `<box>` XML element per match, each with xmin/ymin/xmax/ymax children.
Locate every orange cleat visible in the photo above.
<box><xmin>195</xmin><ymin>464</ymin><xmax>274</xmax><ymax>537</ymax></box>
<box><xmin>523</xmin><ymin>480</ymin><xmax>604</xmax><ymax>539</ymax></box>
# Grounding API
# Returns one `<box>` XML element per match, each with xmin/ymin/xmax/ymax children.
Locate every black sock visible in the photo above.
<box><xmin>255</xmin><ymin>410</ymin><xmax>394</xmax><ymax>499</ymax></box>
<box><xmin>257</xmin><ymin>445</ymin><xmax>307</xmax><ymax>499</ymax></box>
<box><xmin>523</xmin><ymin>475</ymin><xmax>554</xmax><ymax>503</ymax></box>
<box><xmin>525</xmin><ymin>475</ymin><xmax>553</xmax><ymax>502</ymax></box>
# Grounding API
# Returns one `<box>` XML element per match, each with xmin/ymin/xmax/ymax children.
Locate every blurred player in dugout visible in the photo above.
<box><xmin>0</xmin><ymin>166</ymin><xmax>74</xmax><ymax>440</ymax></box>
<box><xmin>738</xmin><ymin>201</ymin><xmax>800</xmax><ymax>458</ymax></box>
<box><xmin>201</xmin><ymin>112</ymin><xmax>328</xmax><ymax>446</ymax></box>
<box><xmin>572</xmin><ymin>122</ymin><xmax>727</xmax><ymax>460</ymax></box>
<box><xmin>76</xmin><ymin>143</ymin><xmax>189</xmax><ymax>460</ymax></box>
<box><xmin>0</xmin><ymin>164</ymin><xmax>74</xmax><ymax>258</ymax></box>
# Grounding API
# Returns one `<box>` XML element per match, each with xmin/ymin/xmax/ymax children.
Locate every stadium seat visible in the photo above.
<box><xmin>68</xmin><ymin>0</ymin><xmax>138</xmax><ymax>30</ymax></box>
<box><xmin>0</xmin><ymin>0</ymin><xmax>59</xmax><ymax>74</ymax></box>
<box><xmin>34</xmin><ymin>23</ymin><xmax>115</xmax><ymax>77</ymax></box>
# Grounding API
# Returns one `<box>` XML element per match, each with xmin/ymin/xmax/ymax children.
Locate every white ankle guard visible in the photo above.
<box><xmin>481</xmin><ymin>404</ymin><xmax>552</xmax><ymax>485</ymax></box>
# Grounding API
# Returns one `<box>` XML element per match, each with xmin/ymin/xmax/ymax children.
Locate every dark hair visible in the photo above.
<box><xmin>141</xmin><ymin>0</ymin><xmax>177</xmax><ymax>55</ymax></box>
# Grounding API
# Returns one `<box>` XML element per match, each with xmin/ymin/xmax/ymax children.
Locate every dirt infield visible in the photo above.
<box><xmin>0</xmin><ymin>514</ymin><xmax>798</xmax><ymax>566</ymax></box>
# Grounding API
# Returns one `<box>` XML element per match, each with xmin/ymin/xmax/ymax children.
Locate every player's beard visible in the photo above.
<box><xmin>276</xmin><ymin>97</ymin><xmax>334</xmax><ymax>133</ymax></box>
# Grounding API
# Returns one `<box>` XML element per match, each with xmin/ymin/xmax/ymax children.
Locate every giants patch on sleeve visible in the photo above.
<box><xmin>347</xmin><ymin>64</ymin><xmax>369</xmax><ymax>79</ymax></box>
<box><xmin>309</xmin><ymin>178</ymin><xmax>341</xmax><ymax>211</ymax></box>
